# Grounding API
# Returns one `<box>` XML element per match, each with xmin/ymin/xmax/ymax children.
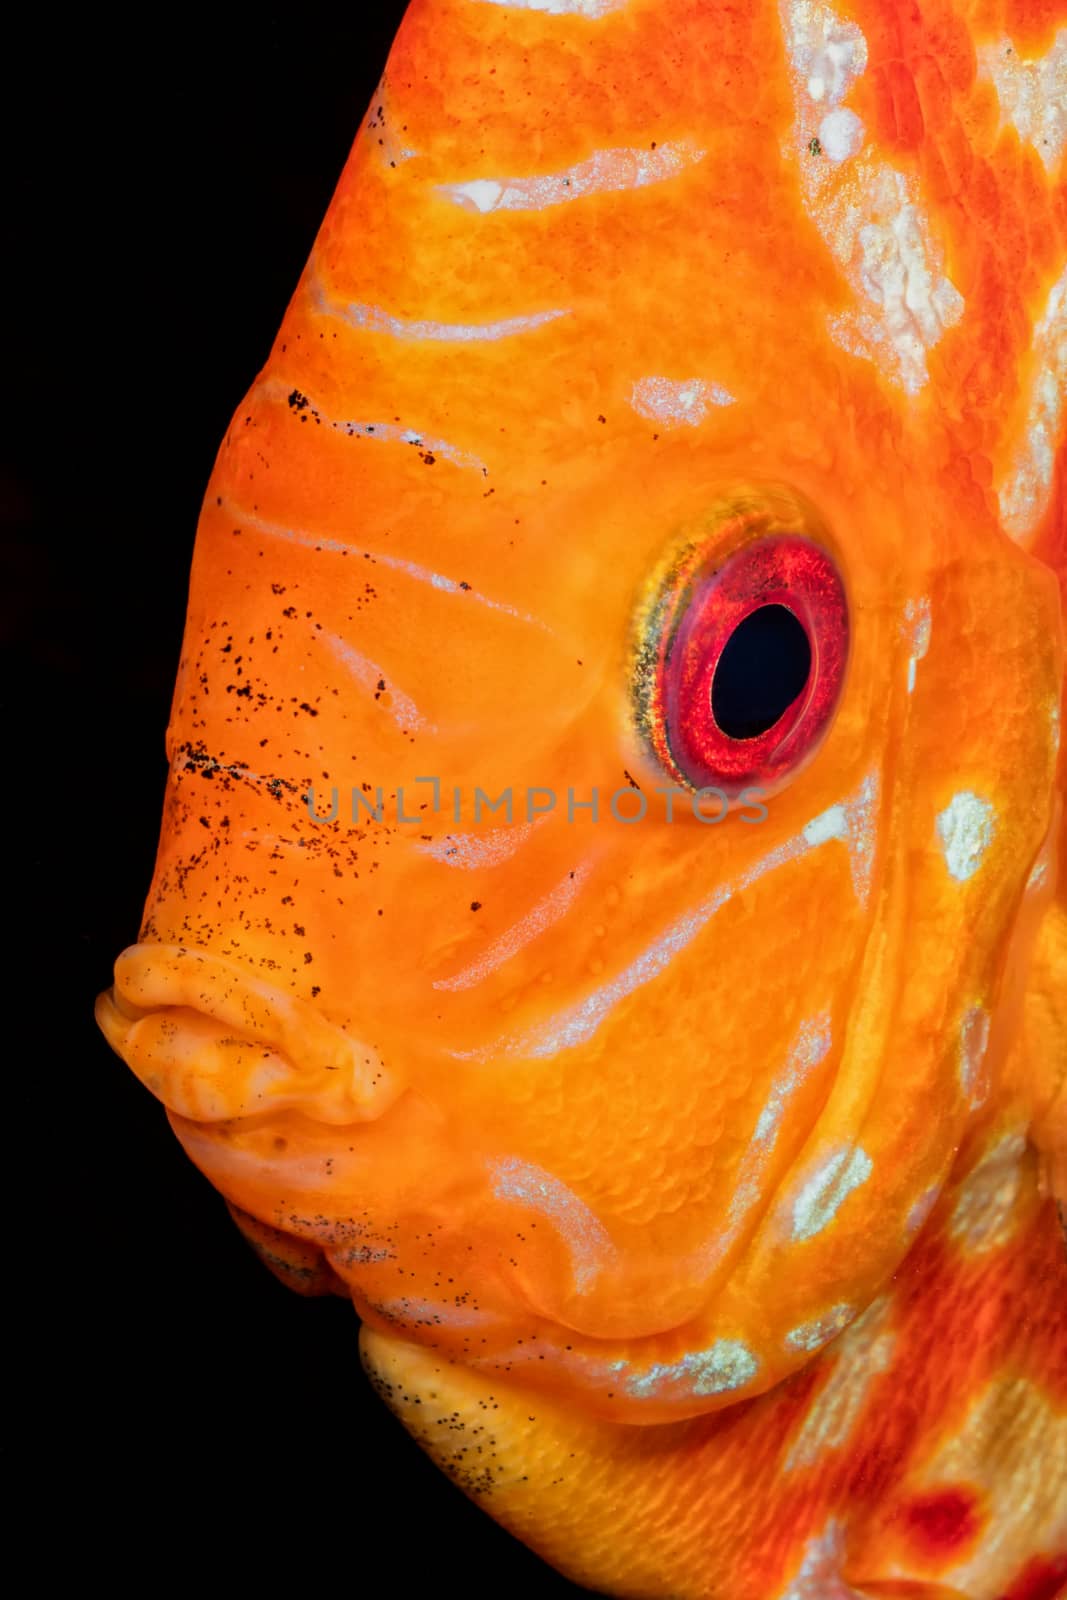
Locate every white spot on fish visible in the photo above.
<box><xmin>843</xmin><ymin>170</ymin><xmax>965</xmax><ymax>394</ymax></box>
<box><xmin>444</xmin><ymin>178</ymin><xmax>504</xmax><ymax>213</ymax></box>
<box><xmin>340</xmin><ymin>300</ymin><xmax>567</xmax><ymax>343</ymax></box>
<box><xmin>790</xmin><ymin>1146</ymin><xmax>873</xmax><ymax>1241</ymax></box>
<box><xmin>630</xmin><ymin>376</ymin><xmax>736</xmax><ymax>427</ymax></box>
<box><xmin>779</xmin><ymin>2</ymin><xmax>962</xmax><ymax>393</ymax></box>
<box><xmin>221</xmin><ymin>500</ymin><xmax>551</xmax><ymax>633</ymax></box>
<box><xmin>470</xmin><ymin>0</ymin><xmax>627</xmax><ymax>14</ymax></box>
<box><xmin>258</xmin><ymin>375</ymin><xmax>489</xmax><ymax>473</ymax></box>
<box><xmin>321</xmin><ymin>633</ymin><xmax>429</xmax><ymax>733</ymax></box>
<box><xmin>948</xmin><ymin>1133</ymin><xmax>1028</xmax><ymax>1256</ymax></box>
<box><xmin>979</xmin><ymin>31</ymin><xmax>1067</xmax><ymax>172</ymax></box>
<box><xmin>999</xmin><ymin>266</ymin><xmax>1067</xmax><ymax>544</ymax></box>
<box><xmin>1027</xmin><ymin>855</ymin><xmax>1050</xmax><ymax>891</ymax></box>
<box><xmin>906</xmin><ymin>1182</ymin><xmax>941</xmax><ymax>1237</ymax></box>
<box><xmin>936</xmin><ymin>792</ymin><xmax>996</xmax><ymax>882</ymax></box>
<box><xmin>490</xmin><ymin>1157</ymin><xmax>615</xmax><ymax>1293</ymax></box>
<box><xmin>754</xmin><ymin>1018</ymin><xmax>833</xmax><ymax>1144</ymax></box>
<box><xmin>782</xmin><ymin>1</ymin><xmax>868</xmax><ymax>105</ymax></box>
<box><xmin>958</xmin><ymin>1004</ymin><xmax>992</xmax><ymax>1108</ymax></box>
<box><xmin>439</xmin><ymin>141</ymin><xmax>705</xmax><ymax>213</ymax></box>
<box><xmin>625</xmin><ymin>1339</ymin><xmax>758</xmax><ymax>1401</ymax></box>
<box><xmin>308</xmin><ymin>266</ymin><xmax>569</xmax><ymax>343</ymax></box>
<box><xmin>1025</xmin><ymin>826</ymin><xmax>1055</xmax><ymax>895</ymax></box>
<box><xmin>719</xmin><ymin>1016</ymin><xmax>834</xmax><ymax>1258</ymax></box>
<box><xmin>333</xmin><ymin>418</ymin><xmax>487</xmax><ymax>473</ymax></box>
<box><xmin>802</xmin><ymin>805</ymin><xmax>847</xmax><ymax>848</ymax></box>
<box><xmin>818</xmin><ymin>107</ymin><xmax>864</xmax><ymax>162</ymax></box>
<box><xmin>801</xmin><ymin>772</ymin><xmax>878</xmax><ymax>903</ymax></box>
<box><xmin>786</xmin><ymin>1298</ymin><xmax>895</xmax><ymax>1471</ymax></box>
<box><xmin>901</xmin><ymin>595</ymin><xmax>931</xmax><ymax>693</ymax></box>
<box><xmin>784</xmin><ymin>1303</ymin><xmax>856</xmax><ymax>1354</ymax></box>
<box><xmin>365</xmin><ymin>80</ymin><xmax>418</xmax><ymax>166</ymax></box>
<box><xmin>417</xmin><ymin>822</ymin><xmax>537</xmax><ymax>869</ymax></box>
<box><xmin>777</xmin><ymin>1522</ymin><xmax>858</xmax><ymax>1599</ymax></box>
<box><xmin>434</xmin><ymin>864</ymin><xmax>590</xmax><ymax>991</ymax></box>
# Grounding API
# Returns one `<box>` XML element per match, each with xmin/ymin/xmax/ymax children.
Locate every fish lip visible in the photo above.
<box><xmin>96</xmin><ymin>941</ymin><xmax>402</xmax><ymax>1124</ymax></box>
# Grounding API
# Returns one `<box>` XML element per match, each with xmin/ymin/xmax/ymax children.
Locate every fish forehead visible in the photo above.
<box><xmin>238</xmin><ymin>0</ymin><xmax>1065</xmax><ymax>596</ymax></box>
<box><xmin>109</xmin><ymin>0</ymin><xmax>1066</xmax><ymax>1420</ymax></box>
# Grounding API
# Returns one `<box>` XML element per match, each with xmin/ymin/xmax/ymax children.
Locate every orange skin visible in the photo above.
<box><xmin>96</xmin><ymin>1</ymin><xmax>1067</xmax><ymax>1595</ymax></box>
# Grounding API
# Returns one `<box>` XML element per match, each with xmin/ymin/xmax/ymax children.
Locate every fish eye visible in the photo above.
<box><xmin>633</xmin><ymin>500</ymin><xmax>849</xmax><ymax>798</ymax></box>
<box><xmin>711</xmin><ymin>603</ymin><xmax>812</xmax><ymax>739</ymax></box>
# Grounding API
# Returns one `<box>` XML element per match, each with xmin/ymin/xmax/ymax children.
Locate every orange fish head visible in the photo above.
<box><xmin>97</xmin><ymin>0</ymin><xmax>1064</xmax><ymax>1438</ymax></box>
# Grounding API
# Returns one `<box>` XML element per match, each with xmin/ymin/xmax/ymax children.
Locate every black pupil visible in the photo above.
<box><xmin>711</xmin><ymin>604</ymin><xmax>812</xmax><ymax>740</ymax></box>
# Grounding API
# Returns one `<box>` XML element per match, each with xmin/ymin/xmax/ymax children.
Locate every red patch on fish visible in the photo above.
<box><xmin>900</xmin><ymin>1486</ymin><xmax>983</xmax><ymax>1558</ymax></box>
<box><xmin>998</xmin><ymin>1554</ymin><xmax>1067</xmax><ymax>1600</ymax></box>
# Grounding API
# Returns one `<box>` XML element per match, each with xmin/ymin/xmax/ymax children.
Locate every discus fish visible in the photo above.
<box><xmin>97</xmin><ymin>0</ymin><xmax>1067</xmax><ymax>1595</ymax></box>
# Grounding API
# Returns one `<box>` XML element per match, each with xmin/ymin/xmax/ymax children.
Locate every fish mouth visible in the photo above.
<box><xmin>96</xmin><ymin>942</ymin><xmax>403</xmax><ymax>1124</ymax></box>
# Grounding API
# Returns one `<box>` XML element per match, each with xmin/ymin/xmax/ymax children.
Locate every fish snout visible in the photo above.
<box><xmin>96</xmin><ymin>943</ymin><xmax>402</xmax><ymax>1125</ymax></box>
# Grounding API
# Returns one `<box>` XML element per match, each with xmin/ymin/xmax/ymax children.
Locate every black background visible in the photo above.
<box><xmin>8</xmin><ymin>8</ymin><xmax>596</xmax><ymax>1591</ymax></box>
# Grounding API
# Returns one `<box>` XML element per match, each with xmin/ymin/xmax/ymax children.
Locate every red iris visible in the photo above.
<box><xmin>638</xmin><ymin>531</ymin><xmax>848</xmax><ymax>797</ymax></box>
